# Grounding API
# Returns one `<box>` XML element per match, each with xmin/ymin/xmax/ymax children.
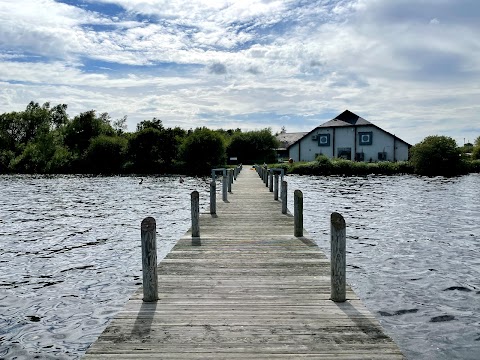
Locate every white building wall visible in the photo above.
<box><xmin>289</xmin><ymin>143</ymin><xmax>300</xmax><ymax>162</ymax></box>
<box><xmin>395</xmin><ymin>142</ymin><xmax>409</xmax><ymax>161</ymax></box>
<box><xmin>334</xmin><ymin>127</ymin><xmax>355</xmax><ymax>159</ymax></box>
<box><xmin>288</xmin><ymin>125</ymin><xmax>410</xmax><ymax>162</ymax></box>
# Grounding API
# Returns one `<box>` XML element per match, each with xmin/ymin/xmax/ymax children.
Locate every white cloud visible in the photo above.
<box><xmin>0</xmin><ymin>0</ymin><xmax>479</xmax><ymax>144</ymax></box>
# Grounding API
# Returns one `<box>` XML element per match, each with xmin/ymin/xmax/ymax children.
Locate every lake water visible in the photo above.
<box><xmin>0</xmin><ymin>173</ymin><xmax>479</xmax><ymax>359</ymax></box>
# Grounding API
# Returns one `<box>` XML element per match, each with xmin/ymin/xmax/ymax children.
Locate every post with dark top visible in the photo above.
<box><xmin>265</xmin><ymin>168</ymin><xmax>269</xmax><ymax>187</ymax></box>
<box><xmin>141</xmin><ymin>217</ymin><xmax>158</xmax><ymax>302</ymax></box>
<box><xmin>294</xmin><ymin>190</ymin><xmax>303</xmax><ymax>237</ymax></box>
<box><xmin>274</xmin><ymin>174</ymin><xmax>279</xmax><ymax>200</ymax></box>
<box><xmin>191</xmin><ymin>191</ymin><xmax>200</xmax><ymax>238</ymax></box>
<box><xmin>210</xmin><ymin>181</ymin><xmax>216</xmax><ymax>214</ymax></box>
<box><xmin>222</xmin><ymin>175</ymin><xmax>228</xmax><ymax>201</ymax></box>
<box><xmin>281</xmin><ymin>181</ymin><xmax>287</xmax><ymax>214</ymax></box>
<box><xmin>228</xmin><ymin>169</ymin><xmax>233</xmax><ymax>193</ymax></box>
<box><xmin>269</xmin><ymin>170</ymin><xmax>274</xmax><ymax>192</ymax></box>
<box><xmin>331</xmin><ymin>212</ymin><xmax>346</xmax><ymax>302</ymax></box>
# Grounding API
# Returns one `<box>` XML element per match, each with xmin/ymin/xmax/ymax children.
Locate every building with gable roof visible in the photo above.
<box><xmin>287</xmin><ymin>110</ymin><xmax>411</xmax><ymax>162</ymax></box>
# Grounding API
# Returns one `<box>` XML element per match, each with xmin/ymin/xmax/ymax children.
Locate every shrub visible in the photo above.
<box><xmin>85</xmin><ymin>135</ymin><xmax>127</xmax><ymax>174</ymax></box>
<box><xmin>410</xmin><ymin>136</ymin><xmax>462</xmax><ymax>176</ymax></box>
<box><xmin>181</xmin><ymin>128</ymin><xmax>226</xmax><ymax>175</ymax></box>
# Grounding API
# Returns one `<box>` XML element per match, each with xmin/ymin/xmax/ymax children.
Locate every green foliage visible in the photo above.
<box><xmin>473</xmin><ymin>147</ymin><xmax>480</xmax><ymax>160</ymax></box>
<box><xmin>85</xmin><ymin>135</ymin><xmax>128</xmax><ymax>174</ymax></box>
<box><xmin>467</xmin><ymin>159</ymin><xmax>480</xmax><ymax>172</ymax></box>
<box><xmin>127</xmin><ymin>127</ymin><xmax>184</xmax><ymax>173</ymax></box>
<box><xmin>64</xmin><ymin>110</ymin><xmax>115</xmax><ymax>156</ymax></box>
<box><xmin>410</xmin><ymin>136</ymin><xmax>462</xmax><ymax>176</ymax></box>
<box><xmin>181</xmin><ymin>128</ymin><xmax>226</xmax><ymax>174</ymax></box>
<box><xmin>227</xmin><ymin>129</ymin><xmax>279</xmax><ymax>163</ymax></box>
<box><xmin>472</xmin><ymin>136</ymin><xmax>480</xmax><ymax>160</ymax></box>
<box><xmin>136</xmin><ymin>118</ymin><xmax>164</xmax><ymax>132</ymax></box>
<box><xmin>271</xmin><ymin>157</ymin><xmax>414</xmax><ymax>176</ymax></box>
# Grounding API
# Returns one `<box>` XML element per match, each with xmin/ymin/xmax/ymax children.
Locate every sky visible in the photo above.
<box><xmin>1</xmin><ymin>0</ymin><xmax>479</xmax><ymax>145</ymax></box>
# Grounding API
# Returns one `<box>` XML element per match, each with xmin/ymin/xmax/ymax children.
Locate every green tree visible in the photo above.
<box><xmin>410</xmin><ymin>135</ymin><xmax>462</xmax><ymax>176</ymax></box>
<box><xmin>472</xmin><ymin>136</ymin><xmax>480</xmax><ymax>160</ymax></box>
<box><xmin>63</xmin><ymin>110</ymin><xmax>114</xmax><ymax>156</ymax></box>
<box><xmin>128</xmin><ymin>127</ymin><xmax>183</xmax><ymax>173</ymax></box>
<box><xmin>180</xmin><ymin>128</ymin><xmax>226</xmax><ymax>174</ymax></box>
<box><xmin>85</xmin><ymin>135</ymin><xmax>127</xmax><ymax>174</ymax></box>
<box><xmin>227</xmin><ymin>129</ymin><xmax>279</xmax><ymax>164</ymax></box>
<box><xmin>136</xmin><ymin>118</ymin><xmax>164</xmax><ymax>132</ymax></box>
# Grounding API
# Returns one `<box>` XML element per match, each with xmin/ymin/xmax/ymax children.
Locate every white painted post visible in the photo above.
<box><xmin>210</xmin><ymin>180</ymin><xmax>216</xmax><ymax>214</ymax></box>
<box><xmin>294</xmin><ymin>190</ymin><xmax>303</xmax><ymax>237</ymax></box>
<box><xmin>274</xmin><ymin>174</ymin><xmax>279</xmax><ymax>200</ymax></box>
<box><xmin>222</xmin><ymin>175</ymin><xmax>228</xmax><ymax>201</ymax></box>
<box><xmin>141</xmin><ymin>217</ymin><xmax>158</xmax><ymax>302</ymax></box>
<box><xmin>331</xmin><ymin>212</ymin><xmax>346</xmax><ymax>302</ymax></box>
<box><xmin>191</xmin><ymin>191</ymin><xmax>200</xmax><ymax>238</ymax></box>
<box><xmin>281</xmin><ymin>181</ymin><xmax>287</xmax><ymax>214</ymax></box>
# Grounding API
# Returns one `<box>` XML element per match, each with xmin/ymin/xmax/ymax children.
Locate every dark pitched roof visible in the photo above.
<box><xmin>319</xmin><ymin>110</ymin><xmax>372</xmax><ymax>127</ymax></box>
<box><xmin>276</xmin><ymin>132</ymin><xmax>308</xmax><ymax>149</ymax></box>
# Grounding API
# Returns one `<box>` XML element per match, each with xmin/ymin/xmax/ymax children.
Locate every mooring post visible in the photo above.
<box><xmin>210</xmin><ymin>180</ymin><xmax>216</xmax><ymax>214</ymax></box>
<box><xmin>269</xmin><ymin>170</ymin><xmax>274</xmax><ymax>192</ymax></box>
<box><xmin>274</xmin><ymin>173</ymin><xmax>279</xmax><ymax>200</ymax></box>
<box><xmin>222</xmin><ymin>175</ymin><xmax>228</xmax><ymax>201</ymax></box>
<box><xmin>191</xmin><ymin>191</ymin><xmax>200</xmax><ymax>239</ymax></box>
<box><xmin>331</xmin><ymin>212</ymin><xmax>346</xmax><ymax>302</ymax></box>
<box><xmin>265</xmin><ymin>167</ymin><xmax>269</xmax><ymax>187</ymax></box>
<box><xmin>294</xmin><ymin>190</ymin><xmax>303</xmax><ymax>237</ymax></box>
<box><xmin>141</xmin><ymin>217</ymin><xmax>158</xmax><ymax>302</ymax></box>
<box><xmin>281</xmin><ymin>180</ymin><xmax>287</xmax><ymax>214</ymax></box>
<box><xmin>234</xmin><ymin>167</ymin><xmax>238</xmax><ymax>180</ymax></box>
<box><xmin>228</xmin><ymin>169</ymin><xmax>233</xmax><ymax>193</ymax></box>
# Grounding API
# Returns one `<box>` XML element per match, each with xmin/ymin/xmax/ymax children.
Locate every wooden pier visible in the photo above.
<box><xmin>84</xmin><ymin>167</ymin><xmax>404</xmax><ymax>359</ymax></box>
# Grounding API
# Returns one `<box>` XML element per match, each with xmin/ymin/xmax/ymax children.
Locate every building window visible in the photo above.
<box><xmin>358</xmin><ymin>131</ymin><xmax>373</xmax><ymax>145</ymax></box>
<box><xmin>378</xmin><ymin>152</ymin><xmax>387</xmax><ymax>161</ymax></box>
<box><xmin>318</xmin><ymin>134</ymin><xmax>330</xmax><ymax>146</ymax></box>
<box><xmin>337</xmin><ymin>148</ymin><xmax>351</xmax><ymax>160</ymax></box>
<box><xmin>355</xmin><ymin>152</ymin><xmax>365</xmax><ymax>161</ymax></box>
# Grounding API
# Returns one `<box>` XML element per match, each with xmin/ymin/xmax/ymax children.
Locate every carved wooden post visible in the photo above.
<box><xmin>141</xmin><ymin>217</ymin><xmax>158</xmax><ymax>302</ymax></box>
<box><xmin>222</xmin><ymin>175</ymin><xmax>228</xmax><ymax>201</ymax></box>
<box><xmin>294</xmin><ymin>190</ymin><xmax>303</xmax><ymax>237</ymax></box>
<box><xmin>274</xmin><ymin>174</ymin><xmax>279</xmax><ymax>200</ymax></box>
<box><xmin>331</xmin><ymin>212</ymin><xmax>346</xmax><ymax>302</ymax></box>
<box><xmin>191</xmin><ymin>191</ymin><xmax>200</xmax><ymax>238</ymax></box>
<box><xmin>281</xmin><ymin>181</ymin><xmax>287</xmax><ymax>214</ymax></box>
<box><xmin>269</xmin><ymin>170</ymin><xmax>273</xmax><ymax>192</ymax></box>
<box><xmin>210</xmin><ymin>180</ymin><xmax>216</xmax><ymax>214</ymax></box>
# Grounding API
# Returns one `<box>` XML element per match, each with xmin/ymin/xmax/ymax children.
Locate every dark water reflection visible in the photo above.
<box><xmin>0</xmin><ymin>175</ymin><xmax>210</xmax><ymax>359</ymax></box>
<box><xmin>1</xmin><ymin>174</ymin><xmax>479</xmax><ymax>359</ymax></box>
<box><xmin>286</xmin><ymin>174</ymin><xmax>480</xmax><ymax>360</ymax></box>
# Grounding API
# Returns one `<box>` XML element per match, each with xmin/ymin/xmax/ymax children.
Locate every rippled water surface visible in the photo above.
<box><xmin>1</xmin><ymin>174</ymin><xmax>479</xmax><ymax>359</ymax></box>
<box><xmin>0</xmin><ymin>175</ymin><xmax>211</xmax><ymax>359</ymax></box>
<box><xmin>286</xmin><ymin>174</ymin><xmax>480</xmax><ymax>360</ymax></box>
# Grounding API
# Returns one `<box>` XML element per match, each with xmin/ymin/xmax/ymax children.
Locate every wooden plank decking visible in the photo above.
<box><xmin>84</xmin><ymin>167</ymin><xmax>404</xmax><ymax>359</ymax></box>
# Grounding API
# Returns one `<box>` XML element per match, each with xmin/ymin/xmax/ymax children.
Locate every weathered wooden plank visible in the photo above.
<box><xmin>84</xmin><ymin>167</ymin><xmax>405</xmax><ymax>359</ymax></box>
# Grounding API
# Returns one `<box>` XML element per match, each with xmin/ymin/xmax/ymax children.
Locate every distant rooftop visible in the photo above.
<box><xmin>319</xmin><ymin>110</ymin><xmax>372</xmax><ymax>128</ymax></box>
<box><xmin>276</xmin><ymin>132</ymin><xmax>308</xmax><ymax>149</ymax></box>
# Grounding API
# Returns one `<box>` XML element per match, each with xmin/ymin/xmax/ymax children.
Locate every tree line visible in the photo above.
<box><xmin>0</xmin><ymin>101</ymin><xmax>279</xmax><ymax>175</ymax></box>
